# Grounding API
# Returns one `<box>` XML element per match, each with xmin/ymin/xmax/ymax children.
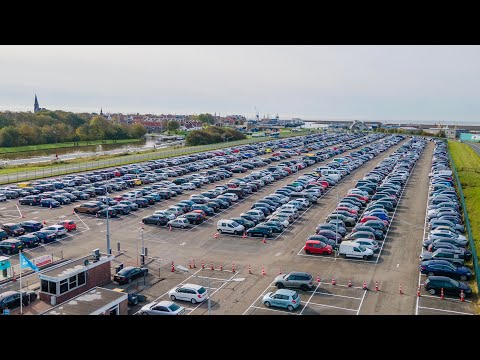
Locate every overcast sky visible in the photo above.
<box><xmin>0</xmin><ymin>45</ymin><xmax>479</xmax><ymax>123</ymax></box>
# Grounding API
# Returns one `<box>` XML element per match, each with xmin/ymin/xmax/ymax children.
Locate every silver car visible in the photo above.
<box><xmin>140</xmin><ymin>301</ymin><xmax>186</xmax><ymax>315</ymax></box>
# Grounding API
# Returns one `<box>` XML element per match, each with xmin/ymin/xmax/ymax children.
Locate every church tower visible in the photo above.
<box><xmin>34</xmin><ymin>94</ymin><xmax>40</xmax><ymax>113</ymax></box>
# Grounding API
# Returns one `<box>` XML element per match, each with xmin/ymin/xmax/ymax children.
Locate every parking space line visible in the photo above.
<box><xmin>306</xmin><ymin>301</ymin><xmax>358</xmax><ymax>312</ymax></box>
<box><xmin>74</xmin><ymin>212</ymin><xmax>91</xmax><ymax>231</ymax></box>
<box><xmin>417</xmin><ymin>306</ymin><xmax>474</xmax><ymax>315</ymax></box>
<box><xmin>242</xmin><ymin>281</ymin><xmax>276</xmax><ymax>315</ymax></box>
<box><xmin>249</xmin><ymin>305</ymin><xmax>299</xmax><ymax>315</ymax></box>
<box><xmin>356</xmin><ymin>289</ymin><xmax>367</xmax><ymax>315</ymax></box>
<box><xmin>312</xmin><ymin>290</ymin><xmax>363</xmax><ymax>300</ymax></box>
<box><xmin>300</xmin><ymin>281</ymin><xmax>322</xmax><ymax>315</ymax></box>
<box><xmin>420</xmin><ymin>294</ymin><xmax>472</xmax><ymax>303</ymax></box>
<box><xmin>196</xmin><ymin>275</ymin><xmax>234</xmax><ymax>281</ymax></box>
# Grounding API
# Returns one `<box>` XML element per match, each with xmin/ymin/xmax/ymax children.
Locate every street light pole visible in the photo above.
<box><xmin>105</xmin><ymin>181</ymin><xmax>111</xmax><ymax>255</ymax></box>
<box><xmin>141</xmin><ymin>225</ymin><xmax>145</xmax><ymax>266</ymax></box>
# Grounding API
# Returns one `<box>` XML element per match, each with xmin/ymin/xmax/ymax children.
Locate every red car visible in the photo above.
<box><xmin>57</xmin><ymin>220</ymin><xmax>77</xmax><ymax>231</ymax></box>
<box><xmin>346</xmin><ymin>194</ymin><xmax>368</xmax><ymax>202</ymax></box>
<box><xmin>113</xmin><ymin>195</ymin><xmax>124</xmax><ymax>202</ymax></box>
<box><xmin>360</xmin><ymin>216</ymin><xmax>389</xmax><ymax>227</ymax></box>
<box><xmin>336</xmin><ymin>206</ymin><xmax>358</xmax><ymax>215</ymax></box>
<box><xmin>304</xmin><ymin>240</ymin><xmax>333</xmax><ymax>255</ymax></box>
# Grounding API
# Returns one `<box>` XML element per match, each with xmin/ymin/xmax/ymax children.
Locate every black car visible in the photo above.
<box><xmin>420</xmin><ymin>260</ymin><xmax>473</xmax><ymax>281</ymax></box>
<box><xmin>112</xmin><ymin>204</ymin><xmax>131</xmax><ymax>215</ymax></box>
<box><xmin>183</xmin><ymin>212</ymin><xmax>205</xmax><ymax>225</ymax></box>
<box><xmin>0</xmin><ymin>290</ymin><xmax>37</xmax><ymax>311</ymax></box>
<box><xmin>17</xmin><ymin>234</ymin><xmax>41</xmax><ymax>248</ymax></box>
<box><xmin>19</xmin><ymin>195</ymin><xmax>41</xmax><ymax>206</ymax></box>
<box><xmin>1</xmin><ymin>223</ymin><xmax>25</xmax><ymax>237</ymax></box>
<box><xmin>424</xmin><ymin>275</ymin><xmax>472</xmax><ymax>297</ymax></box>
<box><xmin>246</xmin><ymin>225</ymin><xmax>273</xmax><ymax>238</ymax></box>
<box><xmin>96</xmin><ymin>207</ymin><xmax>118</xmax><ymax>218</ymax></box>
<box><xmin>134</xmin><ymin>198</ymin><xmax>149</xmax><ymax>208</ymax></box>
<box><xmin>142</xmin><ymin>214</ymin><xmax>169</xmax><ymax>226</ymax></box>
<box><xmin>113</xmin><ymin>266</ymin><xmax>148</xmax><ymax>284</ymax></box>
<box><xmin>0</xmin><ymin>239</ymin><xmax>24</xmax><ymax>255</ymax></box>
<box><xmin>33</xmin><ymin>230</ymin><xmax>57</xmax><ymax>244</ymax></box>
<box><xmin>0</xmin><ymin>230</ymin><xmax>8</xmax><ymax>241</ymax></box>
<box><xmin>20</xmin><ymin>220</ymin><xmax>43</xmax><ymax>233</ymax></box>
<box><xmin>261</xmin><ymin>221</ymin><xmax>283</xmax><ymax>233</ymax></box>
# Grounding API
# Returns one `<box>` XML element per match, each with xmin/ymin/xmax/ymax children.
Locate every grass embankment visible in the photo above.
<box><xmin>448</xmin><ymin>140</ymin><xmax>480</xmax><ymax>308</ymax></box>
<box><xmin>0</xmin><ymin>139</ymin><xmax>141</xmax><ymax>154</ymax></box>
<box><xmin>0</xmin><ymin>130</ymin><xmax>315</xmax><ymax>179</ymax></box>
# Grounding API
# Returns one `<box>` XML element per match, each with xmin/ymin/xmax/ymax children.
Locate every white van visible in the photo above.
<box><xmin>351</xmin><ymin>239</ymin><xmax>380</xmax><ymax>252</ymax></box>
<box><xmin>338</xmin><ymin>240</ymin><xmax>374</xmax><ymax>260</ymax></box>
<box><xmin>320</xmin><ymin>169</ymin><xmax>341</xmax><ymax>182</ymax></box>
<box><xmin>429</xmin><ymin>169</ymin><xmax>453</xmax><ymax>177</ymax></box>
<box><xmin>217</xmin><ymin>219</ymin><xmax>245</xmax><ymax>235</ymax></box>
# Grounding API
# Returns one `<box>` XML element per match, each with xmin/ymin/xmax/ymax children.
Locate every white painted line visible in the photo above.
<box><xmin>196</xmin><ymin>275</ymin><xmax>233</xmax><ymax>282</ymax></box>
<box><xmin>32</xmin><ymin>211</ymin><xmax>39</xmax><ymax>214</ymax></box>
<box><xmin>307</xmin><ymin>301</ymin><xmax>358</xmax><ymax>312</ymax></box>
<box><xmin>417</xmin><ymin>306</ymin><xmax>474</xmax><ymax>315</ymax></box>
<box><xmin>356</xmin><ymin>289</ymin><xmax>368</xmax><ymax>315</ymax></box>
<box><xmin>15</xmin><ymin>204</ymin><xmax>23</xmax><ymax>218</ymax></box>
<box><xmin>397</xmin><ymin>264</ymin><xmax>399</xmax><ymax>268</ymax></box>
<box><xmin>312</xmin><ymin>290</ymin><xmax>363</xmax><ymax>300</ymax></box>
<box><xmin>300</xmin><ymin>281</ymin><xmax>322</xmax><ymax>315</ymax></box>
<box><xmin>420</xmin><ymin>294</ymin><xmax>472</xmax><ymax>303</ymax></box>
<box><xmin>242</xmin><ymin>281</ymin><xmax>276</xmax><ymax>315</ymax></box>
<box><xmin>249</xmin><ymin>305</ymin><xmax>298</xmax><ymax>315</ymax></box>
<box><xmin>179</xmin><ymin>242</ymin><xmax>186</xmax><ymax>246</ymax></box>
<box><xmin>74</xmin><ymin>211</ymin><xmax>91</xmax><ymax>231</ymax></box>
<box><xmin>275</xmin><ymin>252</ymin><xmax>282</xmax><ymax>256</ymax></box>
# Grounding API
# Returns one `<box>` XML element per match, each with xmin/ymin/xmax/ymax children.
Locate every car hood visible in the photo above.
<box><xmin>274</xmin><ymin>274</ymin><xmax>286</xmax><ymax>282</ymax></box>
<box><xmin>420</xmin><ymin>251</ymin><xmax>433</xmax><ymax>260</ymax></box>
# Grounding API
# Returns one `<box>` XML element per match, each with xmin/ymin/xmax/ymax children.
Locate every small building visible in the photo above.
<box><xmin>460</xmin><ymin>132</ymin><xmax>480</xmax><ymax>142</ymax></box>
<box><xmin>41</xmin><ymin>287</ymin><xmax>128</xmax><ymax>315</ymax></box>
<box><xmin>38</xmin><ymin>252</ymin><xmax>114</xmax><ymax>306</ymax></box>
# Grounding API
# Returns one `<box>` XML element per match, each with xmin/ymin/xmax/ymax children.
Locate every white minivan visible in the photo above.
<box><xmin>217</xmin><ymin>219</ymin><xmax>245</xmax><ymax>235</ymax></box>
<box><xmin>338</xmin><ymin>240</ymin><xmax>374</xmax><ymax>260</ymax></box>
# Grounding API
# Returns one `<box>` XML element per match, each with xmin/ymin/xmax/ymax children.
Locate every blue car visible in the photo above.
<box><xmin>262</xmin><ymin>289</ymin><xmax>301</xmax><ymax>312</ymax></box>
<box><xmin>40</xmin><ymin>198</ymin><xmax>60</xmax><ymax>208</ymax></box>
<box><xmin>368</xmin><ymin>212</ymin><xmax>390</xmax><ymax>221</ymax></box>
<box><xmin>420</xmin><ymin>259</ymin><xmax>472</xmax><ymax>281</ymax></box>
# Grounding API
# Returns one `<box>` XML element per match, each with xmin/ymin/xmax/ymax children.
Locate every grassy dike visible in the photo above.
<box><xmin>0</xmin><ymin>139</ymin><xmax>141</xmax><ymax>154</ymax></box>
<box><xmin>448</xmin><ymin>140</ymin><xmax>480</xmax><ymax>307</ymax></box>
<box><xmin>0</xmin><ymin>129</ymin><xmax>317</xmax><ymax>181</ymax></box>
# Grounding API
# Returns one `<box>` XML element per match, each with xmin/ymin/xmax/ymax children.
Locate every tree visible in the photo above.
<box><xmin>89</xmin><ymin>116</ymin><xmax>110</xmax><ymax>140</ymax></box>
<box><xmin>129</xmin><ymin>123</ymin><xmax>147</xmax><ymax>138</ymax></box>
<box><xmin>167</xmin><ymin>120</ymin><xmax>180</xmax><ymax>133</ymax></box>
<box><xmin>198</xmin><ymin>113</ymin><xmax>215</xmax><ymax>125</ymax></box>
<box><xmin>76</xmin><ymin>124</ymin><xmax>92</xmax><ymax>141</ymax></box>
<box><xmin>0</xmin><ymin>126</ymin><xmax>20</xmax><ymax>147</ymax></box>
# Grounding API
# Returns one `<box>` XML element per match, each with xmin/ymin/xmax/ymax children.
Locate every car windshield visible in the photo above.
<box><xmin>168</xmin><ymin>303</ymin><xmax>180</xmax><ymax>311</ymax></box>
<box><xmin>117</xmin><ymin>268</ymin><xmax>132</xmax><ymax>276</ymax></box>
<box><xmin>197</xmin><ymin>287</ymin><xmax>206</xmax><ymax>294</ymax></box>
<box><xmin>358</xmin><ymin>245</ymin><xmax>367</xmax><ymax>251</ymax></box>
<box><xmin>231</xmin><ymin>221</ymin><xmax>240</xmax><ymax>227</ymax></box>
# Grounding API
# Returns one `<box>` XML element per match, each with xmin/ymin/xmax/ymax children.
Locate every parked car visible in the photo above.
<box><xmin>168</xmin><ymin>283</ymin><xmax>208</xmax><ymax>304</ymax></box>
<box><xmin>113</xmin><ymin>266</ymin><xmax>148</xmax><ymax>284</ymax></box>
<box><xmin>304</xmin><ymin>239</ymin><xmax>333</xmax><ymax>255</ymax></box>
<box><xmin>57</xmin><ymin>220</ymin><xmax>77</xmax><ymax>232</ymax></box>
<box><xmin>424</xmin><ymin>275</ymin><xmax>472</xmax><ymax>297</ymax></box>
<box><xmin>139</xmin><ymin>300</ymin><xmax>186</xmax><ymax>315</ymax></box>
<box><xmin>0</xmin><ymin>239</ymin><xmax>24</xmax><ymax>255</ymax></box>
<box><xmin>142</xmin><ymin>214</ymin><xmax>169</xmax><ymax>226</ymax></box>
<box><xmin>274</xmin><ymin>271</ymin><xmax>314</xmax><ymax>291</ymax></box>
<box><xmin>20</xmin><ymin>220</ymin><xmax>43</xmax><ymax>233</ymax></box>
<box><xmin>74</xmin><ymin>202</ymin><xmax>101</xmax><ymax>215</ymax></box>
<box><xmin>1</xmin><ymin>223</ymin><xmax>25</xmax><ymax>237</ymax></box>
<box><xmin>246</xmin><ymin>225</ymin><xmax>273</xmax><ymax>238</ymax></box>
<box><xmin>262</xmin><ymin>289</ymin><xmax>301</xmax><ymax>312</ymax></box>
<box><xmin>217</xmin><ymin>219</ymin><xmax>245</xmax><ymax>235</ymax></box>
<box><xmin>420</xmin><ymin>259</ymin><xmax>473</xmax><ymax>281</ymax></box>
<box><xmin>0</xmin><ymin>290</ymin><xmax>37</xmax><ymax>311</ymax></box>
<box><xmin>167</xmin><ymin>218</ymin><xmax>190</xmax><ymax>229</ymax></box>
<box><xmin>32</xmin><ymin>230</ymin><xmax>57</xmax><ymax>244</ymax></box>
<box><xmin>43</xmin><ymin>225</ymin><xmax>68</xmax><ymax>237</ymax></box>
<box><xmin>40</xmin><ymin>198</ymin><xmax>60</xmax><ymax>208</ymax></box>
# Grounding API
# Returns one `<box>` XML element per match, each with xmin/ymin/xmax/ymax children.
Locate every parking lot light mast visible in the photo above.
<box><xmin>105</xmin><ymin>181</ymin><xmax>111</xmax><ymax>255</ymax></box>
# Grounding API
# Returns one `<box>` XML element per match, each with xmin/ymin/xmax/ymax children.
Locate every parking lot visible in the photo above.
<box><xmin>1</xmin><ymin>134</ymin><xmax>477</xmax><ymax>315</ymax></box>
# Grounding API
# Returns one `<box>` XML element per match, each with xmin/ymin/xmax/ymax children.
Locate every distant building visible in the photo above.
<box><xmin>34</xmin><ymin>94</ymin><xmax>45</xmax><ymax>113</ymax></box>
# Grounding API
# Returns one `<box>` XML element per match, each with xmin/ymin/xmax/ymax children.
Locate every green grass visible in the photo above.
<box><xmin>0</xmin><ymin>138</ymin><xmax>141</xmax><ymax>154</ymax></box>
<box><xmin>448</xmin><ymin>140</ymin><xmax>480</xmax><ymax>310</ymax></box>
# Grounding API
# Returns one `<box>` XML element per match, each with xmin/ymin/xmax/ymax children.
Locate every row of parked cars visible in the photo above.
<box><xmin>217</xmin><ymin>134</ymin><xmax>390</xmax><ymax>238</ymax></box>
<box><xmin>419</xmin><ymin>140</ymin><xmax>473</xmax><ymax>297</ymax></box>
<box><xmin>0</xmin><ymin>220</ymin><xmax>77</xmax><ymax>255</ymax></box>
<box><xmin>303</xmin><ymin>135</ymin><xmax>408</xmax><ymax>257</ymax></box>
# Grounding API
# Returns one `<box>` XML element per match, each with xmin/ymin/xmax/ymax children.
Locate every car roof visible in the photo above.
<box><xmin>275</xmin><ymin>289</ymin><xmax>297</xmax><ymax>296</ymax></box>
<box><xmin>181</xmin><ymin>283</ymin><xmax>203</xmax><ymax>290</ymax></box>
<box><xmin>289</xmin><ymin>271</ymin><xmax>311</xmax><ymax>277</ymax></box>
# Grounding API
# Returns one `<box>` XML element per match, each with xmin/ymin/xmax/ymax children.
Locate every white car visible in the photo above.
<box><xmin>215</xmin><ymin>186</ymin><xmax>227</xmax><ymax>195</ymax></box>
<box><xmin>44</xmin><ymin>225</ymin><xmax>68</xmax><ymax>237</ymax></box>
<box><xmin>268</xmin><ymin>215</ymin><xmax>290</xmax><ymax>228</ymax></box>
<box><xmin>222</xmin><ymin>193</ymin><xmax>239</xmax><ymax>202</ymax></box>
<box><xmin>153</xmin><ymin>210</ymin><xmax>176</xmax><ymax>220</ymax></box>
<box><xmin>181</xmin><ymin>182</ymin><xmax>196</xmax><ymax>190</ymax></box>
<box><xmin>167</xmin><ymin>217</ymin><xmax>190</xmax><ymax>229</ymax></box>
<box><xmin>0</xmin><ymin>193</ymin><xmax>6</xmax><ymax>202</ymax></box>
<box><xmin>242</xmin><ymin>209</ymin><xmax>265</xmax><ymax>221</ymax></box>
<box><xmin>168</xmin><ymin>283</ymin><xmax>208</xmax><ymax>304</ymax></box>
<box><xmin>168</xmin><ymin>206</ymin><xmax>185</xmax><ymax>216</ymax></box>
<box><xmin>140</xmin><ymin>300</ymin><xmax>186</xmax><ymax>315</ymax></box>
<box><xmin>351</xmin><ymin>238</ymin><xmax>380</xmax><ymax>252</ymax></box>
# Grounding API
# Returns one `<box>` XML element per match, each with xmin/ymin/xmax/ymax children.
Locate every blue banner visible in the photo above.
<box><xmin>20</xmin><ymin>253</ymin><xmax>39</xmax><ymax>272</ymax></box>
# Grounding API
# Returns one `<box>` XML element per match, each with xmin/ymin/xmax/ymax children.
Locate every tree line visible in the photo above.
<box><xmin>0</xmin><ymin>110</ymin><xmax>147</xmax><ymax>147</ymax></box>
<box><xmin>186</xmin><ymin>126</ymin><xmax>246</xmax><ymax>146</ymax></box>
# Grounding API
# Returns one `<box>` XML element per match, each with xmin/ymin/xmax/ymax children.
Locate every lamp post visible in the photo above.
<box><xmin>105</xmin><ymin>181</ymin><xmax>111</xmax><ymax>255</ymax></box>
<box><xmin>176</xmin><ymin>265</ymin><xmax>245</xmax><ymax>315</ymax></box>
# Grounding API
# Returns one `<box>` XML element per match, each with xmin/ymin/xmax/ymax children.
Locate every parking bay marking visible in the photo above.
<box><xmin>417</xmin><ymin>306</ymin><xmax>473</xmax><ymax>315</ymax></box>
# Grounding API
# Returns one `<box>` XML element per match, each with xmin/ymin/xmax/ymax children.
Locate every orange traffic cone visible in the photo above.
<box><xmin>210</xmin><ymin>262</ymin><xmax>214</xmax><ymax>271</ymax></box>
<box><xmin>232</xmin><ymin>263</ymin><xmax>235</xmax><ymax>273</ymax></box>
<box><xmin>171</xmin><ymin>261</ymin><xmax>175</xmax><ymax>272</ymax></box>
<box><xmin>316</xmin><ymin>275</ymin><xmax>321</xmax><ymax>283</ymax></box>
<box><xmin>460</xmin><ymin>289</ymin><xmax>465</xmax><ymax>302</ymax></box>
<box><xmin>220</xmin><ymin>264</ymin><xmax>223</xmax><ymax>271</ymax></box>
<box><xmin>201</xmin><ymin>260</ymin><xmax>205</xmax><ymax>269</ymax></box>
<box><xmin>169</xmin><ymin>224</ymin><xmax>172</xmax><ymax>231</ymax></box>
<box><xmin>242</xmin><ymin>232</ymin><xmax>246</xmax><ymax>238</ymax></box>
<box><xmin>399</xmin><ymin>284</ymin><xmax>403</xmax><ymax>294</ymax></box>
<box><xmin>49</xmin><ymin>203</ymin><xmax>52</xmax><ymax>210</ymax></box>
<box><xmin>43</xmin><ymin>220</ymin><xmax>47</xmax><ymax>225</ymax></box>
<box><xmin>192</xmin><ymin>259</ymin><xmax>196</xmax><ymax>268</ymax></box>
<box><xmin>348</xmin><ymin>280</ymin><xmax>352</xmax><ymax>287</ymax></box>
<box><xmin>261</xmin><ymin>267</ymin><xmax>266</xmax><ymax>275</ymax></box>
<box><xmin>417</xmin><ymin>286</ymin><xmax>421</xmax><ymax>297</ymax></box>
<box><xmin>189</xmin><ymin>260</ymin><xmax>192</xmax><ymax>269</ymax></box>
<box><xmin>214</xmin><ymin>232</ymin><xmax>218</xmax><ymax>239</ymax></box>
<box><xmin>262</xmin><ymin>237</ymin><xmax>266</xmax><ymax>244</ymax></box>
<box><xmin>375</xmin><ymin>281</ymin><xmax>379</xmax><ymax>292</ymax></box>
<box><xmin>363</xmin><ymin>281</ymin><xmax>367</xmax><ymax>290</ymax></box>
<box><xmin>278</xmin><ymin>268</ymin><xmax>282</xmax><ymax>275</ymax></box>
<box><xmin>440</xmin><ymin>288</ymin><xmax>444</xmax><ymax>300</ymax></box>
<box><xmin>248</xmin><ymin>265</ymin><xmax>252</xmax><ymax>274</ymax></box>
<box><xmin>331</xmin><ymin>276</ymin><xmax>336</xmax><ymax>285</ymax></box>
<box><xmin>72</xmin><ymin>209</ymin><xmax>75</xmax><ymax>215</ymax></box>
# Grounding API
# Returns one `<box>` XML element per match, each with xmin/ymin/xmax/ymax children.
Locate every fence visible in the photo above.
<box><xmin>0</xmin><ymin>130</ymin><xmax>317</xmax><ymax>185</ymax></box>
<box><xmin>448</xmin><ymin>149</ymin><xmax>480</xmax><ymax>292</ymax></box>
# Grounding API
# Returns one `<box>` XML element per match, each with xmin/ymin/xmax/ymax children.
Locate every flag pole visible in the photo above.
<box><xmin>19</xmin><ymin>253</ymin><xmax>22</xmax><ymax>315</ymax></box>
